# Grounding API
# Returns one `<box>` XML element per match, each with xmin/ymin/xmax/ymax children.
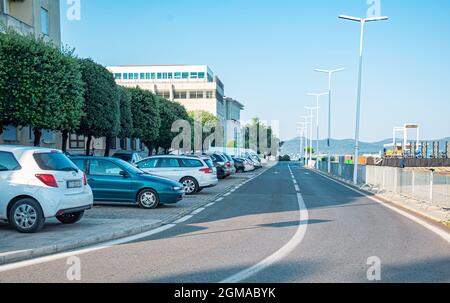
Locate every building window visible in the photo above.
<box><xmin>157</xmin><ymin>73</ymin><xmax>162</xmax><ymax>79</ymax></box>
<box><xmin>140</xmin><ymin>73</ymin><xmax>145</xmax><ymax>79</ymax></box>
<box><xmin>157</xmin><ymin>91</ymin><xmax>170</xmax><ymax>99</ymax></box>
<box><xmin>151</xmin><ymin>73</ymin><xmax>156</xmax><ymax>79</ymax></box>
<box><xmin>2</xmin><ymin>125</ymin><xmax>17</xmax><ymax>142</ymax></box>
<box><xmin>40</xmin><ymin>7</ymin><xmax>49</xmax><ymax>36</ymax></box>
<box><xmin>134</xmin><ymin>73</ymin><xmax>138</xmax><ymax>80</ymax></box>
<box><xmin>190</xmin><ymin>91</ymin><xmax>203</xmax><ymax>99</ymax></box>
<box><xmin>168</xmin><ymin>73</ymin><xmax>173</xmax><ymax>79</ymax></box>
<box><xmin>110</xmin><ymin>138</ymin><xmax>117</xmax><ymax>150</ymax></box>
<box><xmin>69</xmin><ymin>134</ymin><xmax>85</xmax><ymax>149</ymax></box>
<box><xmin>123</xmin><ymin>73</ymin><xmax>128</xmax><ymax>80</ymax></box>
<box><xmin>190</xmin><ymin>72</ymin><xmax>198</xmax><ymax>79</ymax></box>
<box><xmin>145</xmin><ymin>73</ymin><xmax>151</xmax><ymax>79</ymax></box>
<box><xmin>174</xmin><ymin>72</ymin><xmax>182</xmax><ymax>79</ymax></box>
<box><xmin>198</xmin><ymin>72</ymin><xmax>205</xmax><ymax>79</ymax></box>
<box><xmin>182</xmin><ymin>72</ymin><xmax>189</xmax><ymax>79</ymax></box>
<box><xmin>114</xmin><ymin>73</ymin><xmax>122</xmax><ymax>80</ymax></box>
<box><xmin>128</xmin><ymin>73</ymin><xmax>133</xmax><ymax>80</ymax></box>
<box><xmin>42</xmin><ymin>130</ymin><xmax>54</xmax><ymax>144</ymax></box>
<box><xmin>174</xmin><ymin>91</ymin><xmax>187</xmax><ymax>99</ymax></box>
<box><xmin>206</xmin><ymin>91</ymin><xmax>214</xmax><ymax>99</ymax></box>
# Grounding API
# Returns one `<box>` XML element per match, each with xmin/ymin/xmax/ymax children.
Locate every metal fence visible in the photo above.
<box><xmin>318</xmin><ymin>161</ymin><xmax>450</xmax><ymax>208</ymax></box>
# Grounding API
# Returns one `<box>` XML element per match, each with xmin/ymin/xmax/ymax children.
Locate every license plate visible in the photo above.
<box><xmin>67</xmin><ymin>180</ymin><xmax>82</xmax><ymax>189</ymax></box>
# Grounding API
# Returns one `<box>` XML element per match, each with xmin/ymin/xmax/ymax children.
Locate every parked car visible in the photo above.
<box><xmin>208</xmin><ymin>153</ymin><xmax>232</xmax><ymax>179</ymax></box>
<box><xmin>111</xmin><ymin>151</ymin><xmax>143</xmax><ymax>164</ymax></box>
<box><xmin>222</xmin><ymin>153</ymin><xmax>236</xmax><ymax>174</ymax></box>
<box><xmin>0</xmin><ymin>146</ymin><xmax>93</xmax><ymax>233</ymax></box>
<box><xmin>71</xmin><ymin>157</ymin><xmax>184</xmax><ymax>209</ymax></box>
<box><xmin>135</xmin><ymin>155</ymin><xmax>218</xmax><ymax>195</ymax></box>
<box><xmin>233</xmin><ymin>157</ymin><xmax>255</xmax><ymax>173</ymax></box>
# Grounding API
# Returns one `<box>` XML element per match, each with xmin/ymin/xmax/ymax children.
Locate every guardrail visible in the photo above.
<box><xmin>318</xmin><ymin>161</ymin><xmax>450</xmax><ymax>209</ymax></box>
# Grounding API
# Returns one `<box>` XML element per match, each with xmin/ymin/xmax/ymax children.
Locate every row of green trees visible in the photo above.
<box><xmin>0</xmin><ymin>27</ymin><xmax>189</xmax><ymax>156</ymax></box>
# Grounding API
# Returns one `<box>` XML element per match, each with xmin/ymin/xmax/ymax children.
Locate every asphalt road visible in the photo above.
<box><xmin>1</xmin><ymin>162</ymin><xmax>449</xmax><ymax>283</ymax></box>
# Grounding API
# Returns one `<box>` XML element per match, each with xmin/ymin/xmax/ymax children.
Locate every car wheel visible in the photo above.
<box><xmin>56</xmin><ymin>211</ymin><xmax>84</xmax><ymax>224</ymax></box>
<box><xmin>181</xmin><ymin>177</ymin><xmax>199</xmax><ymax>195</ymax></box>
<box><xmin>138</xmin><ymin>189</ymin><xmax>160</xmax><ymax>209</ymax></box>
<box><xmin>9</xmin><ymin>198</ymin><xmax>45</xmax><ymax>233</ymax></box>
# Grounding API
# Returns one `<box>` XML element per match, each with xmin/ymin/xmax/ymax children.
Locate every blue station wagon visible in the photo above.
<box><xmin>70</xmin><ymin>157</ymin><xmax>184</xmax><ymax>209</ymax></box>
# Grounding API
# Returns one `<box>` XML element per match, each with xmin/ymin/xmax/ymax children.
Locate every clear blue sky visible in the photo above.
<box><xmin>61</xmin><ymin>0</ymin><xmax>450</xmax><ymax>142</ymax></box>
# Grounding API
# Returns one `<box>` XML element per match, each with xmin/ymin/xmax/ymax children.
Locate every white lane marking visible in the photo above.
<box><xmin>216</xmin><ymin>198</ymin><xmax>224</xmax><ymax>202</ymax></box>
<box><xmin>294</xmin><ymin>185</ymin><xmax>300</xmax><ymax>192</ymax></box>
<box><xmin>191</xmin><ymin>208</ymin><xmax>205</xmax><ymax>215</ymax></box>
<box><xmin>224</xmin><ymin>193</ymin><xmax>231</xmax><ymax>197</ymax></box>
<box><xmin>0</xmin><ymin>224</ymin><xmax>176</xmax><ymax>273</ymax></box>
<box><xmin>311</xmin><ymin>170</ymin><xmax>450</xmax><ymax>244</ymax></box>
<box><xmin>221</xmin><ymin>165</ymin><xmax>309</xmax><ymax>283</ymax></box>
<box><xmin>173</xmin><ymin>215</ymin><xmax>194</xmax><ymax>224</ymax></box>
<box><xmin>205</xmin><ymin>202</ymin><xmax>215</xmax><ymax>208</ymax></box>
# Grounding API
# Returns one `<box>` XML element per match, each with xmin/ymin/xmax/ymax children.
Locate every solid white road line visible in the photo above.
<box><xmin>191</xmin><ymin>208</ymin><xmax>205</xmax><ymax>215</ymax></box>
<box><xmin>221</xmin><ymin>165</ymin><xmax>309</xmax><ymax>283</ymax></box>
<box><xmin>0</xmin><ymin>224</ymin><xmax>176</xmax><ymax>273</ymax></box>
<box><xmin>311</xmin><ymin>169</ymin><xmax>450</xmax><ymax>244</ymax></box>
<box><xmin>205</xmin><ymin>202</ymin><xmax>215</xmax><ymax>208</ymax></box>
<box><xmin>216</xmin><ymin>198</ymin><xmax>224</xmax><ymax>202</ymax></box>
<box><xmin>173</xmin><ymin>215</ymin><xmax>194</xmax><ymax>224</ymax></box>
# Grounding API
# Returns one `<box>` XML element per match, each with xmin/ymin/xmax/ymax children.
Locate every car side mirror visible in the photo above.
<box><xmin>119</xmin><ymin>170</ymin><xmax>129</xmax><ymax>178</ymax></box>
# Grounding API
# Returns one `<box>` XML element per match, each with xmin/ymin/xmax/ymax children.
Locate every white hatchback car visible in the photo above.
<box><xmin>136</xmin><ymin>155</ymin><xmax>218</xmax><ymax>195</ymax></box>
<box><xmin>0</xmin><ymin>146</ymin><xmax>93</xmax><ymax>233</ymax></box>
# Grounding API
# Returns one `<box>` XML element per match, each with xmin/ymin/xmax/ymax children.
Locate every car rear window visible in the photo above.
<box><xmin>0</xmin><ymin>152</ymin><xmax>21</xmax><ymax>171</ymax></box>
<box><xmin>33</xmin><ymin>152</ymin><xmax>78</xmax><ymax>172</ymax></box>
<box><xmin>204</xmin><ymin>159</ymin><xmax>214</xmax><ymax>168</ymax></box>
<box><xmin>181</xmin><ymin>159</ymin><xmax>203</xmax><ymax>167</ymax></box>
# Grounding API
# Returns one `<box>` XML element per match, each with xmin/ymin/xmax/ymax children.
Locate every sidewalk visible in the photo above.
<box><xmin>0</xmin><ymin>165</ymin><xmax>274</xmax><ymax>265</ymax></box>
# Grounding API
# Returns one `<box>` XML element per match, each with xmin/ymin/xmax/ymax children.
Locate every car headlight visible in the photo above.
<box><xmin>172</xmin><ymin>186</ymin><xmax>183</xmax><ymax>191</ymax></box>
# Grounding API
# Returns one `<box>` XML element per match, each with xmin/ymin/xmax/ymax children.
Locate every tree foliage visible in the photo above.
<box><xmin>156</xmin><ymin>98</ymin><xmax>189</xmax><ymax>153</ymax></box>
<box><xmin>128</xmin><ymin>87</ymin><xmax>161</xmax><ymax>154</ymax></box>
<box><xmin>0</xmin><ymin>29</ymin><xmax>84</xmax><ymax>145</ymax></box>
<box><xmin>118</xmin><ymin>87</ymin><xmax>133</xmax><ymax>139</ymax></box>
<box><xmin>77</xmin><ymin>58</ymin><xmax>120</xmax><ymax>155</ymax></box>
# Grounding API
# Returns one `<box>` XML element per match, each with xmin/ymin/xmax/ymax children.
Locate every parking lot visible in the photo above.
<box><xmin>0</xmin><ymin>169</ymin><xmax>266</xmax><ymax>265</ymax></box>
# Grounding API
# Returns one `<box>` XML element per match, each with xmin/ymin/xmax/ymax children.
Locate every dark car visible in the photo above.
<box><xmin>233</xmin><ymin>157</ymin><xmax>246</xmax><ymax>173</ymax></box>
<box><xmin>208</xmin><ymin>153</ymin><xmax>231</xmax><ymax>179</ymax></box>
<box><xmin>71</xmin><ymin>157</ymin><xmax>184</xmax><ymax>209</ymax></box>
<box><xmin>111</xmin><ymin>151</ymin><xmax>143</xmax><ymax>164</ymax></box>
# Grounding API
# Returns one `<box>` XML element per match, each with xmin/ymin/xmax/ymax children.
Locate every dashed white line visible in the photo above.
<box><xmin>191</xmin><ymin>208</ymin><xmax>205</xmax><ymax>215</ymax></box>
<box><xmin>205</xmin><ymin>202</ymin><xmax>215</xmax><ymax>208</ymax></box>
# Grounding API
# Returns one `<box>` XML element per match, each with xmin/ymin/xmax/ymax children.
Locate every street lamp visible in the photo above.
<box><xmin>339</xmin><ymin>14</ymin><xmax>389</xmax><ymax>184</ymax></box>
<box><xmin>304</xmin><ymin>108</ymin><xmax>316</xmax><ymax>168</ymax></box>
<box><xmin>299</xmin><ymin>117</ymin><xmax>310</xmax><ymax>165</ymax></box>
<box><xmin>315</xmin><ymin>68</ymin><xmax>345</xmax><ymax>174</ymax></box>
<box><xmin>297</xmin><ymin>122</ymin><xmax>308</xmax><ymax>164</ymax></box>
<box><xmin>307</xmin><ymin>92</ymin><xmax>328</xmax><ymax>169</ymax></box>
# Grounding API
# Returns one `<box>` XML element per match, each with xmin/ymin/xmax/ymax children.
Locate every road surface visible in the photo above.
<box><xmin>1</xmin><ymin>162</ymin><xmax>449</xmax><ymax>283</ymax></box>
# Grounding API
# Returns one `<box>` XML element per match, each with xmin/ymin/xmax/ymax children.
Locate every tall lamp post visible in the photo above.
<box><xmin>307</xmin><ymin>92</ymin><xmax>328</xmax><ymax>170</ymax></box>
<box><xmin>300</xmin><ymin>116</ymin><xmax>311</xmax><ymax>166</ymax></box>
<box><xmin>314</xmin><ymin>68</ymin><xmax>345</xmax><ymax>174</ymax></box>
<box><xmin>304</xmin><ymin>108</ymin><xmax>316</xmax><ymax>168</ymax></box>
<box><xmin>339</xmin><ymin>14</ymin><xmax>389</xmax><ymax>184</ymax></box>
<box><xmin>297</xmin><ymin>122</ymin><xmax>308</xmax><ymax>165</ymax></box>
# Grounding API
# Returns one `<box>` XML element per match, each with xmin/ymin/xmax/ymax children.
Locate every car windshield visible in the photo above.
<box><xmin>34</xmin><ymin>152</ymin><xmax>79</xmax><ymax>172</ymax></box>
<box><xmin>115</xmin><ymin>159</ymin><xmax>146</xmax><ymax>174</ymax></box>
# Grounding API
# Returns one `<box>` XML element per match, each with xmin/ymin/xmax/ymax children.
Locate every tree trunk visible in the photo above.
<box><xmin>86</xmin><ymin>135</ymin><xmax>92</xmax><ymax>156</ymax></box>
<box><xmin>146</xmin><ymin>143</ymin><xmax>154</xmax><ymax>156</ymax></box>
<box><xmin>61</xmin><ymin>130</ymin><xmax>69</xmax><ymax>152</ymax></box>
<box><xmin>33</xmin><ymin>128</ymin><xmax>42</xmax><ymax>147</ymax></box>
<box><xmin>104</xmin><ymin>137</ymin><xmax>112</xmax><ymax>157</ymax></box>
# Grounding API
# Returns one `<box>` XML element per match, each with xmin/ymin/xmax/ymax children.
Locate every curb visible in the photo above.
<box><xmin>0</xmin><ymin>165</ymin><xmax>274</xmax><ymax>266</ymax></box>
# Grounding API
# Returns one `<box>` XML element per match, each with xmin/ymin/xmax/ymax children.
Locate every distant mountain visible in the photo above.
<box><xmin>281</xmin><ymin>137</ymin><xmax>450</xmax><ymax>156</ymax></box>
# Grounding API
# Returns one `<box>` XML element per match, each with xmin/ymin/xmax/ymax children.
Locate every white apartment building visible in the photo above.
<box><xmin>107</xmin><ymin>65</ymin><xmax>226</xmax><ymax>121</ymax></box>
<box><xmin>108</xmin><ymin>64</ymin><xmax>245</xmax><ymax>146</ymax></box>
